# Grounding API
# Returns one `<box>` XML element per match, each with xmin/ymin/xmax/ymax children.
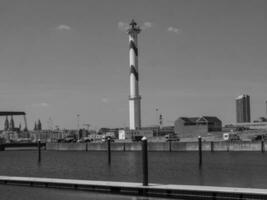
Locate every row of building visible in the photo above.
<box><xmin>0</xmin><ymin>93</ymin><xmax>266</xmax><ymax>143</ymax></box>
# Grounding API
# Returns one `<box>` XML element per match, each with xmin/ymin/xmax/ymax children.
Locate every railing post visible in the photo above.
<box><xmin>198</xmin><ymin>136</ymin><xmax>202</xmax><ymax>167</ymax></box>
<box><xmin>227</xmin><ymin>141</ymin><xmax>230</xmax><ymax>152</ymax></box>
<box><xmin>142</xmin><ymin>137</ymin><xmax>148</xmax><ymax>186</ymax></box>
<box><xmin>211</xmin><ymin>141</ymin><xmax>214</xmax><ymax>152</ymax></box>
<box><xmin>107</xmin><ymin>138</ymin><xmax>111</xmax><ymax>165</ymax></box>
<box><xmin>38</xmin><ymin>140</ymin><xmax>41</xmax><ymax>163</ymax></box>
<box><xmin>261</xmin><ymin>138</ymin><xmax>265</xmax><ymax>153</ymax></box>
<box><xmin>169</xmin><ymin>140</ymin><xmax>172</xmax><ymax>152</ymax></box>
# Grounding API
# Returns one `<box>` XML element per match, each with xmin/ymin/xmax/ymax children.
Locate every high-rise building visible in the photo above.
<box><xmin>236</xmin><ymin>94</ymin><xmax>251</xmax><ymax>123</ymax></box>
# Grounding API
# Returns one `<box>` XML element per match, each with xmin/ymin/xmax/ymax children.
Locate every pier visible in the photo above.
<box><xmin>0</xmin><ymin>176</ymin><xmax>267</xmax><ymax>199</ymax></box>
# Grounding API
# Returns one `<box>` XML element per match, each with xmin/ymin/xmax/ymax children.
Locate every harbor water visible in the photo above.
<box><xmin>1</xmin><ymin>151</ymin><xmax>267</xmax><ymax>189</ymax></box>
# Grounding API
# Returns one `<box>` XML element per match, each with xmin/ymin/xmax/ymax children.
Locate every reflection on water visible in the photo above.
<box><xmin>0</xmin><ymin>151</ymin><xmax>267</xmax><ymax>188</ymax></box>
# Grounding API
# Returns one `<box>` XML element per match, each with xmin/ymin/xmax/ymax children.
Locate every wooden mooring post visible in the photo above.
<box><xmin>198</xmin><ymin>136</ymin><xmax>202</xmax><ymax>167</ymax></box>
<box><xmin>107</xmin><ymin>138</ymin><xmax>111</xmax><ymax>165</ymax></box>
<box><xmin>142</xmin><ymin>137</ymin><xmax>148</xmax><ymax>186</ymax></box>
<box><xmin>38</xmin><ymin>140</ymin><xmax>41</xmax><ymax>163</ymax></box>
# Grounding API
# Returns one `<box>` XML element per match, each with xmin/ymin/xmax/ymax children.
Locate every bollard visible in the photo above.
<box><xmin>211</xmin><ymin>141</ymin><xmax>214</xmax><ymax>152</ymax></box>
<box><xmin>85</xmin><ymin>142</ymin><xmax>88</xmax><ymax>152</ymax></box>
<box><xmin>142</xmin><ymin>137</ymin><xmax>148</xmax><ymax>186</ymax></box>
<box><xmin>169</xmin><ymin>140</ymin><xmax>172</xmax><ymax>152</ymax></box>
<box><xmin>261</xmin><ymin>139</ymin><xmax>265</xmax><ymax>153</ymax></box>
<box><xmin>198</xmin><ymin>136</ymin><xmax>202</xmax><ymax>167</ymax></box>
<box><xmin>227</xmin><ymin>141</ymin><xmax>230</xmax><ymax>152</ymax></box>
<box><xmin>38</xmin><ymin>140</ymin><xmax>41</xmax><ymax>163</ymax></box>
<box><xmin>107</xmin><ymin>138</ymin><xmax>111</xmax><ymax>164</ymax></box>
<box><xmin>0</xmin><ymin>145</ymin><xmax>5</xmax><ymax>151</ymax></box>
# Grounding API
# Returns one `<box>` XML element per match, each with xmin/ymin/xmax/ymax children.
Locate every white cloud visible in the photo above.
<box><xmin>118</xmin><ymin>21</ymin><xmax>128</xmax><ymax>32</ymax></box>
<box><xmin>167</xmin><ymin>26</ymin><xmax>179</xmax><ymax>34</ymax></box>
<box><xmin>101</xmin><ymin>98</ymin><xmax>109</xmax><ymax>104</ymax></box>
<box><xmin>56</xmin><ymin>24</ymin><xmax>71</xmax><ymax>31</ymax></box>
<box><xmin>31</xmin><ymin>102</ymin><xmax>49</xmax><ymax>108</ymax></box>
<box><xmin>142</xmin><ymin>22</ymin><xmax>152</xmax><ymax>30</ymax></box>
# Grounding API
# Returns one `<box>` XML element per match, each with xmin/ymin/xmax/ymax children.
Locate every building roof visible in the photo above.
<box><xmin>201</xmin><ymin>116</ymin><xmax>222</xmax><ymax>123</ymax></box>
<box><xmin>180</xmin><ymin>117</ymin><xmax>199</xmax><ymax>123</ymax></box>
<box><xmin>236</xmin><ymin>94</ymin><xmax>249</xmax><ymax>100</ymax></box>
<box><xmin>178</xmin><ymin>116</ymin><xmax>221</xmax><ymax>124</ymax></box>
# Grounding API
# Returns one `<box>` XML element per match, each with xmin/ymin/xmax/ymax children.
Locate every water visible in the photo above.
<box><xmin>0</xmin><ymin>151</ymin><xmax>267</xmax><ymax>189</ymax></box>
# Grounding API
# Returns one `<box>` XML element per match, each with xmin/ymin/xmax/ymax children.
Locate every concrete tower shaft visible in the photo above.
<box><xmin>128</xmin><ymin>20</ymin><xmax>141</xmax><ymax>130</ymax></box>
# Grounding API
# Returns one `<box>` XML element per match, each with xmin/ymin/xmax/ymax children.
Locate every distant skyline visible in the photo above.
<box><xmin>0</xmin><ymin>0</ymin><xmax>266</xmax><ymax>129</ymax></box>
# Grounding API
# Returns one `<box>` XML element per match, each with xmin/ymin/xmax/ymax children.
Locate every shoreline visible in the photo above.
<box><xmin>45</xmin><ymin>141</ymin><xmax>266</xmax><ymax>152</ymax></box>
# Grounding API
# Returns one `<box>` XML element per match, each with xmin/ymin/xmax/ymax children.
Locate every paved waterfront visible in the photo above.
<box><xmin>0</xmin><ymin>184</ymin><xmax>171</xmax><ymax>200</ymax></box>
<box><xmin>2</xmin><ymin>175</ymin><xmax>267</xmax><ymax>199</ymax></box>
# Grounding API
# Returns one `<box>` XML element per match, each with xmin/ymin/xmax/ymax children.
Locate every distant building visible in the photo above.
<box><xmin>174</xmin><ymin>116</ymin><xmax>222</xmax><ymax>138</ymax></box>
<box><xmin>159</xmin><ymin>126</ymin><xmax>174</xmax><ymax>136</ymax></box>
<box><xmin>4</xmin><ymin>116</ymin><xmax>9</xmax><ymax>131</ymax></box>
<box><xmin>33</xmin><ymin>120</ymin><xmax>42</xmax><ymax>131</ymax></box>
<box><xmin>118</xmin><ymin>129</ymin><xmax>126</xmax><ymax>140</ymax></box>
<box><xmin>117</xmin><ymin>126</ymin><xmax>173</xmax><ymax>140</ymax></box>
<box><xmin>128</xmin><ymin>129</ymin><xmax>154</xmax><ymax>140</ymax></box>
<box><xmin>0</xmin><ymin>111</ymin><xmax>28</xmax><ymax>131</ymax></box>
<box><xmin>234</xmin><ymin>122</ymin><xmax>267</xmax><ymax>130</ymax></box>
<box><xmin>98</xmin><ymin>128</ymin><xmax>119</xmax><ymax>138</ymax></box>
<box><xmin>141</xmin><ymin>126</ymin><xmax>160</xmax><ymax>136</ymax></box>
<box><xmin>253</xmin><ymin>117</ymin><xmax>267</xmax><ymax>123</ymax></box>
<box><xmin>9</xmin><ymin>116</ymin><xmax>15</xmax><ymax>131</ymax></box>
<box><xmin>236</xmin><ymin>94</ymin><xmax>251</xmax><ymax>123</ymax></box>
<box><xmin>37</xmin><ymin>120</ymin><xmax>42</xmax><ymax>131</ymax></box>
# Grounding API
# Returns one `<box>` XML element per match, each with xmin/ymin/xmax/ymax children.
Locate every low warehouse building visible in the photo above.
<box><xmin>174</xmin><ymin>116</ymin><xmax>222</xmax><ymax>138</ymax></box>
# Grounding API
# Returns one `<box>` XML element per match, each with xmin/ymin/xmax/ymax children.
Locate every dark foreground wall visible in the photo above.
<box><xmin>46</xmin><ymin>141</ymin><xmax>266</xmax><ymax>152</ymax></box>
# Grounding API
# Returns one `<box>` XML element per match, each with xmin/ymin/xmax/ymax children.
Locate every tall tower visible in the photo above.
<box><xmin>236</xmin><ymin>94</ymin><xmax>251</xmax><ymax>123</ymax></box>
<box><xmin>128</xmin><ymin>20</ymin><xmax>141</xmax><ymax>130</ymax></box>
<box><xmin>37</xmin><ymin>119</ymin><xmax>42</xmax><ymax>131</ymax></box>
<box><xmin>4</xmin><ymin>116</ymin><xmax>9</xmax><ymax>131</ymax></box>
<box><xmin>9</xmin><ymin>116</ymin><xmax>15</xmax><ymax>131</ymax></box>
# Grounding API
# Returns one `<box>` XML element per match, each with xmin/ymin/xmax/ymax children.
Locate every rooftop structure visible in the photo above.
<box><xmin>0</xmin><ymin>111</ymin><xmax>28</xmax><ymax>131</ymax></box>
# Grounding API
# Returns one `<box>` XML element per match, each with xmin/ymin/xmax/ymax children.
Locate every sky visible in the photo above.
<box><xmin>0</xmin><ymin>0</ymin><xmax>266</xmax><ymax>130</ymax></box>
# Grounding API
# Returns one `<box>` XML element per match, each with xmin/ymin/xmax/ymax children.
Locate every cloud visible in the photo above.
<box><xmin>31</xmin><ymin>102</ymin><xmax>49</xmax><ymax>108</ymax></box>
<box><xmin>101</xmin><ymin>98</ymin><xmax>109</xmax><ymax>104</ymax></box>
<box><xmin>56</xmin><ymin>24</ymin><xmax>71</xmax><ymax>31</ymax></box>
<box><xmin>167</xmin><ymin>26</ymin><xmax>179</xmax><ymax>34</ymax></box>
<box><xmin>118</xmin><ymin>21</ymin><xmax>128</xmax><ymax>32</ymax></box>
<box><xmin>142</xmin><ymin>22</ymin><xmax>152</xmax><ymax>30</ymax></box>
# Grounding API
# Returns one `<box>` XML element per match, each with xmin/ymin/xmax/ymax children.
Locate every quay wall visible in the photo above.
<box><xmin>46</xmin><ymin>141</ymin><xmax>266</xmax><ymax>152</ymax></box>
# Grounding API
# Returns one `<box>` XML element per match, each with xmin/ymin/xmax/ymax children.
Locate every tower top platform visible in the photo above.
<box><xmin>127</xmin><ymin>19</ymin><xmax>141</xmax><ymax>34</ymax></box>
